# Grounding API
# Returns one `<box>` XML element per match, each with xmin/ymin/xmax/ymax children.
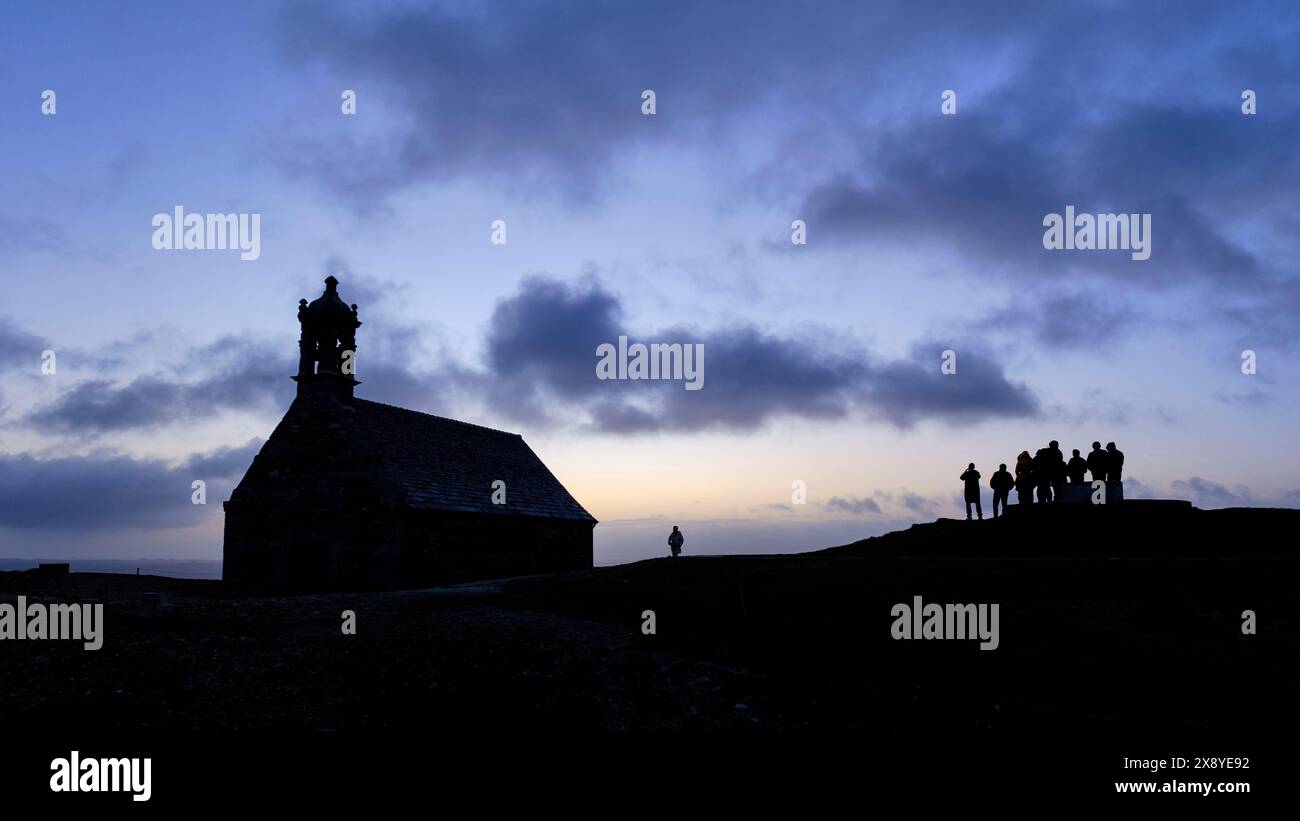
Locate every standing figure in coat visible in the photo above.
<box><xmin>1106</xmin><ymin>442</ymin><xmax>1124</xmax><ymax>481</ymax></box>
<box><xmin>960</xmin><ymin>463</ymin><xmax>983</xmax><ymax>520</ymax></box>
<box><xmin>990</xmin><ymin>463</ymin><xmax>1015</xmax><ymax>518</ymax></box>
<box><xmin>1014</xmin><ymin>451</ymin><xmax>1035</xmax><ymax>505</ymax></box>
<box><xmin>1067</xmin><ymin>449</ymin><xmax>1088</xmax><ymax>484</ymax></box>
<box><xmin>1086</xmin><ymin>442</ymin><xmax>1109</xmax><ymax>484</ymax></box>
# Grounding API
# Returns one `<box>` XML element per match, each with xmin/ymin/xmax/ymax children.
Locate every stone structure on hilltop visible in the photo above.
<box><xmin>223</xmin><ymin>277</ymin><xmax>596</xmax><ymax>593</ymax></box>
<box><xmin>1057</xmin><ymin>482</ymin><xmax>1124</xmax><ymax>504</ymax></box>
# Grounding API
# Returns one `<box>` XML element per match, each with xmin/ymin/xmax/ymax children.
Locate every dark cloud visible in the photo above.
<box><xmin>16</xmin><ymin>282</ymin><xmax>453</xmax><ymax>434</ymax></box>
<box><xmin>1218</xmin><ymin>278</ymin><xmax>1300</xmax><ymax>352</ymax></box>
<box><xmin>650</xmin><ymin>324</ymin><xmax>876</xmax><ymax>432</ymax></box>
<box><xmin>263</xmin><ymin>1</ymin><xmax>1300</xmax><ymax>347</ymax></box>
<box><xmin>871</xmin><ymin>489</ymin><xmax>942</xmax><ymax>519</ymax></box>
<box><xmin>799</xmin><ymin>108</ymin><xmax>1284</xmax><ymax>290</ymax></box>
<box><xmin>271</xmin><ymin>0</ymin><xmax>707</xmax><ymax>206</ymax></box>
<box><xmin>1171</xmin><ymin>476</ymin><xmax>1251</xmax><ymax>508</ymax></box>
<box><xmin>1162</xmin><ymin>477</ymin><xmax>1300</xmax><ymax>509</ymax></box>
<box><xmin>486</xmin><ymin>275</ymin><xmax>624</xmax><ymax>396</ymax></box>
<box><xmin>25</xmin><ymin>377</ymin><xmax>191</xmax><ymax>433</ymax></box>
<box><xmin>789</xmin><ymin>7</ymin><xmax>1300</xmax><ymax>341</ymax></box>
<box><xmin>0</xmin><ymin>319</ymin><xmax>50</xmax><ymax>374</ymax></box>
<box><xmin>481</xmin><ymin>275</ymin><xmax>875</xmax><ymax>431</ymax></box>
<box><xmin>0</xmin><ymin>440</ymin><xmax>258</xmax><ymax>531</ymax></box>
<box><xmin>10</xmin><ymin>270</ymin><xmax>1037</xmax><ymax>436</ymax></box>
<box><xmin>859</xmin><ymin>342</ymin><xmax>1038</xmax><ymax>429</ymax></box>
<box><xmin>801</xmin><ymin>120</ymin><xmax>1060</xmax><ymax>269</ymax></box>
<box><xmin>900</xmin><ymin>492</ymin><xmax>939</xmax><ymax>517</ymax></box>
<box><xmin>980</xmin><ymin>290</ymin><xmax>1137</xmax><ymax>350</ymax></box>
<box><xmin>268</xmin><ymin>0</ymin><xmax>1041</xmax><ymax>208</ymax></box>
<box><xmin>1047</xmin><ymin>389</ymin><xmax>1134</xmax><ymax>428</ymax></box>
<box><xmin>585</xmin><ymin>399</ymin><xmax>664</xmax><ymax>435</ymax></box>
<box><xmin>181</xmin><ymin>439</ymin><xmax>263</xmax><ymax>479</ymax></box>
<box><xmin>1123</xmin><ymin>477</ymin><xmax>1154</xmax><ymax>500</ymax></box>
<box><xmin>482</xmin><ymin>276</ymin><xmax>1038</xmax><ymax>432</ymax></box>
<box><xmin>826</xmin><ymin>496</ymin><xmax>881</xmax><ymax>515</ymax></box>
<box><xmin>23</xmin><ymin>337</ymin><xmax>294</xmax><ymax>434</ymax></box>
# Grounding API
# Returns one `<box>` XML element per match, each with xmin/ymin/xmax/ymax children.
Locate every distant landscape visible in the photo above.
<box><xmin>0</xmin><ymin>559</ymin><xmax>223</xmax><ymax>580</ymax></box>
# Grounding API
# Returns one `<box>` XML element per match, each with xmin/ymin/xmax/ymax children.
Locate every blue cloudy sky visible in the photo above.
<box><xmin>2</xmin><ymin>0</ymin><xmax>1298</xmax><ymax>564</ymax></box>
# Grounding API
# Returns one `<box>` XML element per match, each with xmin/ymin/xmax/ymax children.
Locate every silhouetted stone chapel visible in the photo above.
<box><xmin>223</xmin><ymin>277</ymin><xmax>596</xmax><ymax>593</ymax></box>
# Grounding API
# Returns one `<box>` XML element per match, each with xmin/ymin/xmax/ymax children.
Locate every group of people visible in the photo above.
<box><xmin>960</xmin><ymin>441</ymin><xmax>1125</xmax><ymax>520</ymax></box>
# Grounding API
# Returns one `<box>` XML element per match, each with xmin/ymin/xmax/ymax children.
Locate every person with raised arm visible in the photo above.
<box><xmin>960</xmin><ymin>463</ymin><xmax>983</xmax><ymax>520</ymax></box>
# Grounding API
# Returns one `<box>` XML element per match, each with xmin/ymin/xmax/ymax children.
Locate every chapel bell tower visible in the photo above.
<box><xmin>293</xmin><ymin>275</ymin><xmax>361</xmax><ymax>401</ymax></box>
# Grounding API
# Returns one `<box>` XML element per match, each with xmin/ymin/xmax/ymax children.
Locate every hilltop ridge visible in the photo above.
<box><xmin>820</xmin><ymin>503</ymin><xmax>1298</xmax><ymax>559</ymax></box>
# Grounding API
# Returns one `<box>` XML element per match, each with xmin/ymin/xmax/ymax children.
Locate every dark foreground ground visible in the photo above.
<box><xmin>2</xmin><ymin>505</ymin><xmax>1296</xmax><ymax>737</ymax></box>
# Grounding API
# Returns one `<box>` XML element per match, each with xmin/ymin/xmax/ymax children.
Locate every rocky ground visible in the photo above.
<box><xmin>0</xmin><ymin>569</ymin><xmax>771</xmax><ymax>732</ymax></box>
<box><xmin>3</xmin><ymin>509</ymin><xmax>1296</xmax><ymax>736</ymax></box>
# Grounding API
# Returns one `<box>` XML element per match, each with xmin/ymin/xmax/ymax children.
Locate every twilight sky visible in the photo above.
<box><xmin>2</xmin><ymin>0</ymin><xmax>1299</xmax><ymax>564</ymax></box>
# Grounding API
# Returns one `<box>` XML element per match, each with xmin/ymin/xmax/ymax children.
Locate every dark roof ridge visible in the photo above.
<box><xmin>352</xmin><ymin>397</ymin><xmax>523</xmax><ymax>437</ymax></box>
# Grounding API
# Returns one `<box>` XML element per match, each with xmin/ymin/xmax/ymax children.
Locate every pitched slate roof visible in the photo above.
<box><xmin>351</xmin><ymin>399</ymin><xmax>596</xmax><ymax>523</ymax></box>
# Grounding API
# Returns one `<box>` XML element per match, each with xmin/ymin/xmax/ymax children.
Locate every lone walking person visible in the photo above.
<box><xmin>668</xmin><ymin>525</ymin><xmax>684</xmax><ymax>558</ymax></box>
<box><xmin>960</xmin><ymin>463</ymin><xmax>983</xmax><ymax>520</ymax></box>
